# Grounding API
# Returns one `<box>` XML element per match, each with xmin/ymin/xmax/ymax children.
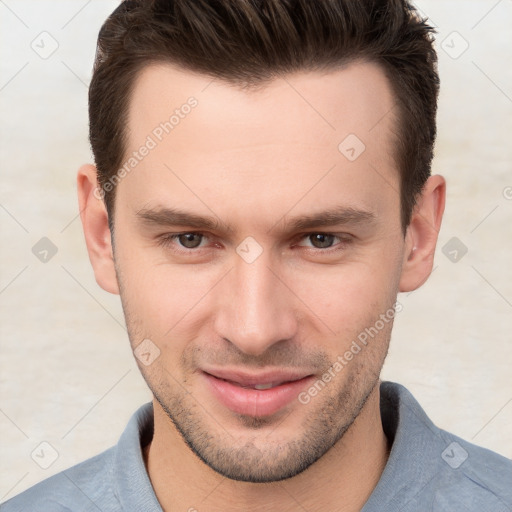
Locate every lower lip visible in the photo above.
<box><xmin>202</xmin><ymin>372</ymin><xmax>315</xmax><ymax>417</ymax></box>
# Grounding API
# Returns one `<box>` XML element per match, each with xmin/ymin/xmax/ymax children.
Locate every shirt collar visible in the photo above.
<box><xmin>113</xmin><ymin>401</ymin><xmax>162</xmax><ymax>511</ymax></box>
<box><xmin>362</xmin><ymin>381</ymin><xmax>443</xmax><ymax>510</ymax></box>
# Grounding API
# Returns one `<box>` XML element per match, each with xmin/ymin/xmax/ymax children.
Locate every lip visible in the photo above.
<box><xmin>201</xmin><ymin>369</ymin><xmax>315</xmax><ymax>417</ymax></box>
<box><xmin>202</xmin><ymin>367</ymin><xmax>313</xmax><ymax>387</ymax></box>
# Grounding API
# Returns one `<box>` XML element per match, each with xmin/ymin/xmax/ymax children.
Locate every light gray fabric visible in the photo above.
<box><xmin>2</xmin><ymin>382</ymin><xmax>511</xmax><ymax>512</ymax></box>
<box><xmin>363</xmin><ymin>382</ymin><xmax>512</xmax><ymax>511</ymax></box>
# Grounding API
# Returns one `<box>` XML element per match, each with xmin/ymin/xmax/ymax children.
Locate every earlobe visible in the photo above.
<box><xmin>77</xmin><ymin>164</ymin><xmax>120</xmax><ymax>295</ymax></box>
<box><xmin>399</xmin><ymin>175</ymin><xmax>446</xmax><ymax>292</ymax></box>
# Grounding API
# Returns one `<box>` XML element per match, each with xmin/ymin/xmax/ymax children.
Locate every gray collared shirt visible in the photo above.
<box><xmin>2</xmin><ymin>381</ymin><xmax>511</xmax><ymax>511</ymax></box>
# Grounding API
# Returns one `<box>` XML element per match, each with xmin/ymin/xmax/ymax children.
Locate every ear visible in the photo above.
<box><xmin>77</xmin><ymin>164</ymin><xmax>119</xmax><ymax>295</ymax></box>
<box><xmin>399</xmin><ymin>174</ymin><xmax>446</xmax><ymax>292</ymax></box>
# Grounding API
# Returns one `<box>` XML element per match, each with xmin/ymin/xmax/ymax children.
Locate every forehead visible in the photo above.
<box><xmin>121</xmin><ymin>60</ymin><xmax>399</xmax><ymax>229</ymax></box>
<box><xmin>127</xmin><ymin>60</ymin><xmax>397</xmax><ymax>150</ymax></box>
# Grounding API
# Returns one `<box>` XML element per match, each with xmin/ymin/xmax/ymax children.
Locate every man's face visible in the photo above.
<box><xmin>112</xmin><ymin>61</ymin><xmax>405</xmax><ymax>482</ymax></box>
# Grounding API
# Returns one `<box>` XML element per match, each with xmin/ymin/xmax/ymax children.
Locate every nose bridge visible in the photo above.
<box><xmin>216</xmin><ymin>248</ymin><xmax>296</xmax><ymax>355</ymax></box>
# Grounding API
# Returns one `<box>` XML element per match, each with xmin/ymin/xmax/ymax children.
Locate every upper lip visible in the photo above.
<box><xmin>202</xmin><ymin>368</ymin><xmax>313</xmax><ymax>387</ymax></box>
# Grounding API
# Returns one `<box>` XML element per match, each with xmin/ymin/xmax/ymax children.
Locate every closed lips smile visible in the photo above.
<box><xmin>201</xmin><ymin>369</ymin><xmax>315</xmax><ymax>417</ymax></box>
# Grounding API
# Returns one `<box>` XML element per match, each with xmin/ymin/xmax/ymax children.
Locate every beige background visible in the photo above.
<box><xmin>1</xmin><ymin>0</ymin><xmax>511</xmax><ymax>502</ymax></box>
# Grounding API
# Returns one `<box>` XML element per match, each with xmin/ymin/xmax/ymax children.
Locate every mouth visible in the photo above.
<box><xmin>201</xmin><ymin>369</ymin><xmax>315</xmax><ymax>417</ymax></box>
<box><xmin>212</xmin><ymin>377</ymin><xmax>302</xmax><ymax>390</ymax></box>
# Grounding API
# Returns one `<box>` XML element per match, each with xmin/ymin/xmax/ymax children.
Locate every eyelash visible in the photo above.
<box><xmin>156</xmin><ymin>231</ymin><xmax>352</xmax><ymax>256</ymax></box>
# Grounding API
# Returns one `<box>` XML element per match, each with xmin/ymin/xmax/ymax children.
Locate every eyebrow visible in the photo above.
<box><xmin>135</xmin><ymin>205</ymin><xmax>377</xmax><ymax>234</ymax></box>
<box><xmin>280</xmin><ymin>206</ymin><xmax>376</xmax><ymax>233</ymax></box>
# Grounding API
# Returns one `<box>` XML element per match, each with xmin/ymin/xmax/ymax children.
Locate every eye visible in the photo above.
<box><xmin>157</xmin><ymin>232</ymin><xmax>209</xmax><ymax>252</ymax></box>
<box><xmin>296</xmin><ymin>233</ymin><xmax>351</xmax><ymax>251</ymax></box>
<box><xmin>175</xmin><ymin>233</ymin><xmax>204</xmax><ymax>249</ymax></box>
<box><xmin>304</xmin><ymin>233</ymin><xmax>336</xmax><ymax>249</ymax></box>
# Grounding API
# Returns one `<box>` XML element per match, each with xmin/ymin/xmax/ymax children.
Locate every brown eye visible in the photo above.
<box><xmin>177</xmin><ymin>233</ymin><xmax>203</xmax><ymax>248</ymax></box>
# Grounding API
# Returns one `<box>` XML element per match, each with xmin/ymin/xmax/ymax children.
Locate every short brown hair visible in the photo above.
<box><xmin>89</xmin><ymin>0</ymin><xmax>439</xmax><ymax>233</ymax></box>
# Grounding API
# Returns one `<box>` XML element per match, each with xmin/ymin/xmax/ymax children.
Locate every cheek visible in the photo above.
<box><xmin>116</xmin><ymin>245</ymin><xmax>219</xmax><ymax>341</ymax></box>
<box><xmin>288</xmin><ymin>255</ymin><xmax>400</xmax><ymax>334</ymax></box>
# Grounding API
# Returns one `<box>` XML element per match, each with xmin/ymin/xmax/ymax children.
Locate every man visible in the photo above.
<box><xmin>2</xmin><ymin>0</ymin><xmax>510</xmax><ymax>511</ymax></box>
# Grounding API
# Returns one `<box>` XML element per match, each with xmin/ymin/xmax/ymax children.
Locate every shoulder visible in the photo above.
<box><xmin>1</xmin><ymin>402</ymin><xmax>155</xmax><ymax>512</ymax></box>
<box><xmin>374</xmin><ymin>382</ymin><xmax>512</xmax><ymax>511</ymax></box>
<box><xmin>1</xmin><ymin>402</ymin><xmax>156</xmax><ymax>512</ymax></box>
<box><xmin>0</xmin><ymin>447</ymin><xmax>120</xmax><ymax>512</ymax></box>
<box><xmin>429</xmin><ymin>429</ymin><xmax>512</xmax><ymax>511</ymax></box>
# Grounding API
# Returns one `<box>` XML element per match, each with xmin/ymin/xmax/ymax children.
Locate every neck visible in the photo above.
<box><xmin>144</xmin><ymin>384</ymin><xmax>389</xmax><ymax>512</ymax></box>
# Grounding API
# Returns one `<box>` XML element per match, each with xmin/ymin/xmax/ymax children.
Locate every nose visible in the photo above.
<box><xmin>213</xmin><ymin>248</ymin><xmax>298</xmax><ymax>356</ymax></box>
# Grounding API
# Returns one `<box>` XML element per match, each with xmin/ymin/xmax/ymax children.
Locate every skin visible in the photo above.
<box><xmin>77</xmin><ymin>61</ymin><xmax>445</xmax><ymax>511</ymax></box>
